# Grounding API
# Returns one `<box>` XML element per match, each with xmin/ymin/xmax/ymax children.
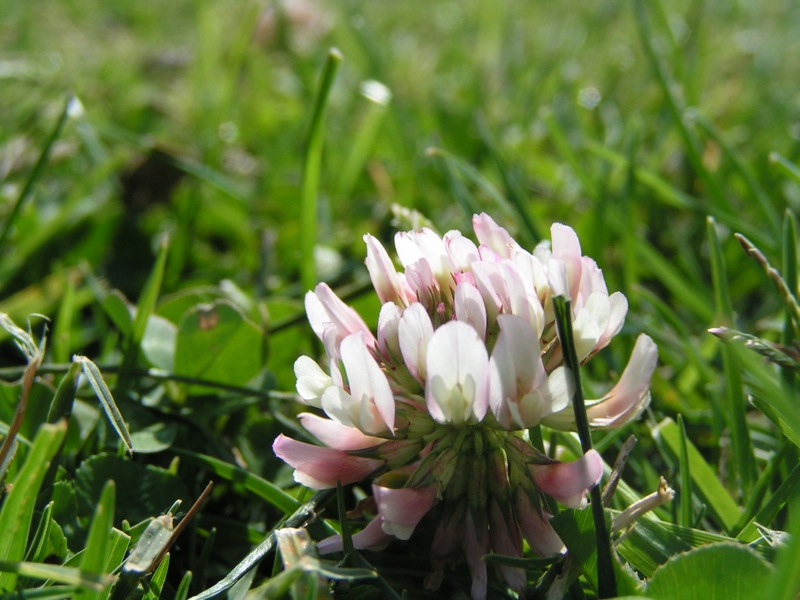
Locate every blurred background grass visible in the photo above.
<box><xmin>2</xmin><ymin>0</ymin><xmax>800</xmax><ymax>596</ymax></box>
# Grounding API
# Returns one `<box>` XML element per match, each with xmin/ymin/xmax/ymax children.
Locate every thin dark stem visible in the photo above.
<box><xmin>553</xmin><ymin>295</ymin><xmax>617</xmax><ymax>598</ymax></box>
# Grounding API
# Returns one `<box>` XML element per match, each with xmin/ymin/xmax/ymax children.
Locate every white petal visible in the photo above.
<box><xmin>294</xmin><ymin>355</ymin><xmax>331</xmax><ymax>408</ymax></box>
<box><xmin>398</xmin><ymin>303</ymin><xmax>434</xmax><ymax>383</ymax></box>
<box><xmin>454</xmin><ymin>282</ymin><xmax>487</xmax><ymax>339</ymax></box>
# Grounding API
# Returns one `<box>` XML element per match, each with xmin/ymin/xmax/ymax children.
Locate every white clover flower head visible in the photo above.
<box><xmin>274</xmin><ymin>213</ymin><xmax>658</xmax><ymax>600</ymax></box>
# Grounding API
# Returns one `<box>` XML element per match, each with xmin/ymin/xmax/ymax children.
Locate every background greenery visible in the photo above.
<box><xmin>2</xmin><ymin>0</ymin><xmax>800</xmax><ymax>598</ymax></box>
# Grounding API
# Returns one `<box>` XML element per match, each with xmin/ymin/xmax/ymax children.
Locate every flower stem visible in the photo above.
<box><xmin>553</xmin><ymin>295</ymin><xmax>617</xmax><ymax>598</ymax></box>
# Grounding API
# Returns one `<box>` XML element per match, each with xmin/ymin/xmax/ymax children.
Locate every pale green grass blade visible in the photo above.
<box><xmin>677</xmin><ymin>415</ymin><xmax>693</xmax><ymax>528</ymax></box>
<box><xmin>652</xmin><ymin>418</ymin><xmax>740</xmax><ymax>532</ymax></box>
<box><xmin>707</xmin><ymin>218</ymin><xmax>754</xmax><ymax>494</ymax></box>
<box><xmin>300</xmin><ymin>48</ymin><xmax>343</xmax><ymax>293</ymax></box>
<box><xmin>764</xmin><ymin>499</ymin><xmax>800</xmax><ymax>600</ymax></box>
<box><xmin>781</xmin><ymin>210</ymin><xmax>798</xmax><ymax>389</ymax></box>
<box><xmin>174</xmin><ymin>571</ymin><xmax>192</xmax><ymax>600</ymax></box>
<box><xmin>142</xmin><ymin>553</ymin><xmax>170</xmax><ymax>600</ymax></box>
<box><xmin>74</xmin><ymin>356</ymin><xmax>134</xmax><ymax>455</ymax></box>
<box><xmin>770</xmin><ymin>152</ymin><xmax>800</xmax><ymax>187</ymax></box>
<box><xmin>731</xmin><ymin>444</ymin><xmax>789</xmax><ymax>536</ymax></box>
<box><xmin>736</xmin><ymin>463</ymin><xmax>800</xmax><ymax>542</ymax></box>
<box><xmin>52</xmin><ymin>275</ymin><xmax>77</xmax><ymax>364</ymax></box>
<box><xmin>80</xmin><ymin>480</ymin><xmax>116</xmax><ymax>600</ymax></box>
<box><xmin>0</xmin><ymin>421</ymin><xmax>68</xmax><ymax>591</ymax></box>
<box><xmin>0</xmin><ymin>561</ymin><xmax>112</xmax><ymax>590</ymax></box>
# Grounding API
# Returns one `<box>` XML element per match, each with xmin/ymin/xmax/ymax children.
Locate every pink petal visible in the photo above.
<box><xmin>398</xmin><ymin>303</ymin><xmax>434</xmax><ymax>383</ymax></box>
<box><xmin>364</xmin><ymin>234</ymin><xmax>407</xmax><ymax>306</ymax></box>
<box><xmin>425</xmin><ymin>321</ymin><xmax>489</xmax><ymax>424</ymax></box>
<box><xmin>340</xmin><ymin>332</ymin><xmax>395</xmax><ymax>432</ymax></box>
<box><xmin>373</xmin><ymin>484</ymin><xmax>438</xmax><ymax>540</ymax></box>
<box><xmin>377</xmin><ymin>302</ymin><xmax>402</xmax><ymax>361</ymax></box>
<box><xmin>585</xmin><ymin>333</ymin><xmax>657</xmax><ymax>428</ymax></box>
<box><xmin>305</xmin><ymin>283</ymin><xmax>373</xmax><ymax>348</ymax></box>
<box><xmin>317</xmin><ymin>515</ymin><xmax>393</xmax><ymax>554</ymax></box>
<box><xmin>472</xmin><ymin>213</ymin><xmax>519</xmax><ymax>258</ymax></box>
<box><xmin>531</xmin><ymin>449</ymin><xmax>603</xmax><ymax>509</ymax></box>
<box><xmin>444</xmin><ymin>230</ymin><xmax>480</xmax><ymax>270</ymax></box>
<box><xmin>513</xmin><ymin>491</ymin><xmax>565</xmax><ymax>556</ymax></box>
<box><xmin>595</xmin><ymin>291</ymin><xmax>628</xmax><ymax>350</ymax></box>
<box><xmin>272</xmin><ymin>434</ymin><xmax>382</xmax><ymax>489</ymax></box>
<box><xmin>488</xmin><ymin>499</ymin><xmax>526</xmax><ymax>593</ymax></box>
<box><xmin>298</xmin><ymin>413</ymin><xmax>384</xmax><ymax>451</ymax></box>
<box><xmin>463</xmin><ymin>510</ymin><xmax>490</xmax><ymax>600</ymax></box>
<box><xmin>454</xmin><ymin>282</ymin><xmax>487</xmax><ymax>340</ymax></box>
<box><xmin>551</xmin><ymin>223</ymin><xmax>583</xmax><ymax>301</ymax></box>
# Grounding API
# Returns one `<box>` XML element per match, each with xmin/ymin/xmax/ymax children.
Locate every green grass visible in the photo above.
<box><xmin>1</xmin><ymin>0</ymin><xmax>800</xmax><ymax>598</ymax></box>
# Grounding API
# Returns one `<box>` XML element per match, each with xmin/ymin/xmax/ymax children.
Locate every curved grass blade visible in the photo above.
<box><xmin>74</xmin><ymin>356</ymin><xmax>134</xmax><ymax>455</ymax></box>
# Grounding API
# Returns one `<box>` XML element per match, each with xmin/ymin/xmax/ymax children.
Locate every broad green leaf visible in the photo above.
<box><xmin>0</xmin><ymin>420</ymin><xmax>67</xmax><ymax>591</ymax></box>
<box><xmin>129</xmin><ymin>421</ymin><xmax>177</xmax><ymax>454</ymax></box>
<box><xmin>651</xmin><ymin>418</ymin><xmax>740</xmax><ymax>532</ymax></box>
<box><xmin>645</xmin><ymin>542</ymin><xmax>771</xmax><ymax>600</ymax></box>
<box><xmin>140</xmin><ymin>314</ymin><xmax>177</xmax><ymax>371</ymax></box>
<box><xmin>173</xmin><ymin>300</ymin><xmax>265</xmax><ymax>394</ymax></box>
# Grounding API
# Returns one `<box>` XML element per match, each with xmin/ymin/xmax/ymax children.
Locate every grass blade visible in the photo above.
<box><xmin>0</xmin><ymin>421</ymin><xmax>68</xmax><ymax>591</ymax></box>
<box><xmin>677</xmin><ymin>415</ymin><xmax>693</xmax><ymax>527</ymax></box>
<box><xmin>301</xmin><ymin>48</ymin><xmax>343</xmax><ymax>293</ymax></box>
<box><xmin>74</xmin><ymin>356</ymin><xmax>134</xmax><ymax>455</ymax></box>
<box><xmin>80</xmin><ymin>480</ymin><xmax>116</xmax><ymax>600</ymax></box>
<box><xmin>553</xmin><ymin>295</ymin><xmax>616</xmax><ymax>598</ymax></box>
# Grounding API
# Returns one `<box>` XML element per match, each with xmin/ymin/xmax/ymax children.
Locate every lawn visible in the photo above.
<box><xmin>1</xmin><ymin>0</ymin><xmax>799</xmax><ymax>598</ymax></box>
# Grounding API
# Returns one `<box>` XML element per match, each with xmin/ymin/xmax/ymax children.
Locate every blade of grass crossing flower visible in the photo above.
<box><xmin>187</xmin><ymin>489</ymin><xmax>335</xmax><ymax>600</ymax></box>
<box><xmin>0</xmin><ymin>96</ymin><xmax>75</xmax><ymax>253</ymax></box>
<box><xmin>0</xmin><ymin>421</ymin><xmax>67</xmax><ymax>591</ymax></box>
<box><xmin>688</xmin><ymin>110</ymin><xmax>780</xmax><ymax>236</ymax></box>
<box><xmin>552</xmin><ymin>295</ymin><xmax>616</xmax><ymax>598</ymax></box>
<box><xmin>707</xmin><ymin>218</ymin><xmax>755</xmax><ymax>495</ymax></box>
<box><xmin>651</xmin><ymin>418</ymin><xmax>740</xmax><ymax>532</ymax></box>
<box><xmin>301</xmin><ymin>48</ymin><xmax>343</xmax><ymax>293</ymax></box>
<box><xmin>677</xmin><ymin>415</ymin><xmax>693</xmax><ymax>528</ymax></box>
<box><xmin>75</xmin><ymin>356</ymin><xmax>134</xmax><ymax>455</ymax></box>
<box><xmin>117</xmin><ymin>235</ymin><xmax>169</xmax><ymax>395</ymax></box>
<box><xmin>336</xmin><ymin>80</ymin><xmax>392</xmax><ymax>201</ymax></box>
<box><xmin>80</xmin><ymin>480</ymin><xmax>115</xmax><ymax>600</ymax></box>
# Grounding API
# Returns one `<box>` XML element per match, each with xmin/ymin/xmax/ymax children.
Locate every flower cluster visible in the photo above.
<box><xmin>274</xmin><ymin>213</ymin><xmax>658</xmax><ymax>599</ymax></box>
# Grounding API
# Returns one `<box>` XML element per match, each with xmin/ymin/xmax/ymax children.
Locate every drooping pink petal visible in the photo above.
<box><xmin>584</xmin><ymin>333</ymin><xmax>657</xmax><ymax>428</ymax></box>
<box><xmin>365</xmin><ymin>234</ymin><xmax>408</xmax><ymax>306</ymax></box>
<box><xmin>398</xmin><ymin>303</ymin><xmax>434</xmax><ymax>383</ymax></box>
<box><xmin>513</xmin><ymin>491</ymin><xmax>565</xmax><ymax>556</ymax></box>
<box><xmin>298</xmin><ymin>412</ymin><xmax>384</xmax><ymax>451</ymax></box>
<box><xmin>340</xmin><ymin>331</ymin><xmax>396</xmax><ymax>433</ymax></box>
<box><xmin>530</xmin><ymin>449</ymin><xmax>603</xmax><ymax>509</ymax></box>
<box><xmin>472</xmin><ymin>213</ymin><xmax>519</xmax><ymax>258</ymax></box>
<box><xmin>454</xmin><ymin>282</ymin><xmax>487</xmax><ymax>340</ymax></box>
<box><xmin>463</xmin><ymin>510</ymin><xmax>490</xmax><ymax>600</ymax></box>
<box><xmin>425</xmin><ymin>321</ymin><xmax>489</xmax><ymax>424</ymax></box>
<box><xmin>373</xmin><ymin>484</ymin><xmax>438</xmax><ymax>540</ymax></box>
<box><xmin>294</xmin><ymin>355</ymin><xmax>331</xmax><ymax>408</ymax></box>
<box><xmin>273</xmin><ymin>434</ymin><xmax>383</xmax><ymax>489</ymax></box>
<box><xmin>317</xmin><ymin>515</ymin><xmax>393</xmax><ymax>554</ymax></box>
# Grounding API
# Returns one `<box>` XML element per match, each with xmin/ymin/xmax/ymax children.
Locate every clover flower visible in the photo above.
<box><xmin>273</xmin><ymin>213</ymin><xmax>658</xmax><ymax>599</ymax></box>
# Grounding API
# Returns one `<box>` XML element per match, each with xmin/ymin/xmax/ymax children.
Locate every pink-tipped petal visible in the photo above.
<box><xmin>305</xmin><ymin>283</ymin><xmax>373</xmax><ymax>348</ymax></box>
<box><xmin>531</xmin><ymin>449</ymin><xmax>604</xmax><ymax>509</ymax></box>
<box><xmin>464</xmin><ymin>511</ymin><xmax>490</xmax><ymax>600</ymax></box>
<box><xmin>317</xmin><ymin>515</ymin><xmax>393</xmax><ymax>554</ymax></box>
<box><xmin>551</xmin><ymin>223</ymin><xmax>583</xmax><ymax>301</ymax></box>
<box><xmin>472</xmin><ymin>213</ymin><xmax>519</xmax><ymax>258</ymax></box>
<box><xmin>340</xmin><ymin>332</ymin><xmax>396</xmax><ymax>433</ymax></box>
<box><xmin>585</xmin><ymin>333</ymin><xmax>657</xmax><ymax>428</ymax></box>
<box><xmin>454</xmin><ymin>282</ymin><xmax>487</xmax><ymax>340</ymax></box>
<box><xmin>365</xmin><ymin>234</ymin><xmax>407</xmax><ymax>306</ymax></box>
<box><xmin>514</xmin><ymin>492</ymin><xmax>565</xmax><ymax>556</ymax></box>
<box><xmin>273</xmin><ymin>434</ymin><xmax>382</xmax><ymax>489</ymax></box>
<box><xmin>488</xmin><ymin>499</ymin><xmax>526</xmax><ymax>593</ymax></box>
<box><xmin>298</xmin><ymin>413</ymin><xmax>384</xmax><ymax>451</ymax></box>
<box><xmin>373</xmin><ymin>484</ymin><xmax>438</xmax><ymax>540</ymax></box>
<box><xmin>444</xmin><ymin>230</ymin><xmax>480</xmax><ymax>271</ymax></box>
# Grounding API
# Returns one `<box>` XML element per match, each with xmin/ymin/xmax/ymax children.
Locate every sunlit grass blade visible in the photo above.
<box><xmin>736</xmin><ymin>463</ymin><xmax>800</xmax><ymax>542</ymax></box>
<box><xmin>301</xmin><ymin>48</ymin><xmax>343</xmax><ymax>293</ymax></box>
<box><xmin>677</xmin><ymin>415</ymin><xmax>693</xmax><ymax>527</ymax></box>
<box><xmin>0</xmin><ymin>96</ymin><xmax>75</xmax><ymax>254</ymax></box>
<box><xmin>553</xmin><ymin>295</ymin><xmax>616</xmax><ymax>598</ymax></box>
<box><xmin>0</xmin><ymin>421</ymin><xmax>67</xmax><ymax>591</ymax></box>
<box><xmin>707</xmin><ymin>217</ymin><xmax>754</xmax><ymax>494</ymax></box>
<box><xmin>764</xmin><ymin>498</ymin><xmax>800</xmax><ymax>600</ymax></box>
<box><xmin>731</xmin><ymin>444</ymin><xmax>788</xmax><ymax>536</ymax></box>
<box><xmin>770</xmin><ymin>152</ymin><xmax>800</xmax><ymax>187</ymax></box>
<box><xmin>709</xmin><ymin>327</ymin><xmax>800</xmax><ymax>372</ymax></box>
<box><xmin>781</xmin><ymin>210</ymin><xmax>798</xmax><ymax>390</ymax></box>
<box><xmin>142</xmin><ymin>553</ymin><xmax>170</xmax><ymax>600</ymax></box>
<box><xmin>0</xmin><ymin>561</ymin><xmax>113</xmax><ymax>590</ymax></box>
<box><xmin>117</xmin><ymin>234</ymin><xmax>169</xmax><ymax>395</ymax></box>
<box><xmin>187</xmin><ymin>489</ymin><xmax>335</xmax><ymax>600</ymax></box>
<box><xmin>80</xmin><ymin>480</ymin><xmax>115</xmax><ymax>600</ymax></box>
<box><xmin>651</xmin><ymin>418</ymin><xmax>740</xmax><ymax>532</ymax></box>
<box><xmin>74</xmin><ymin>356</ymin><xmax>134</xmax><ymax>455</ymax></box>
